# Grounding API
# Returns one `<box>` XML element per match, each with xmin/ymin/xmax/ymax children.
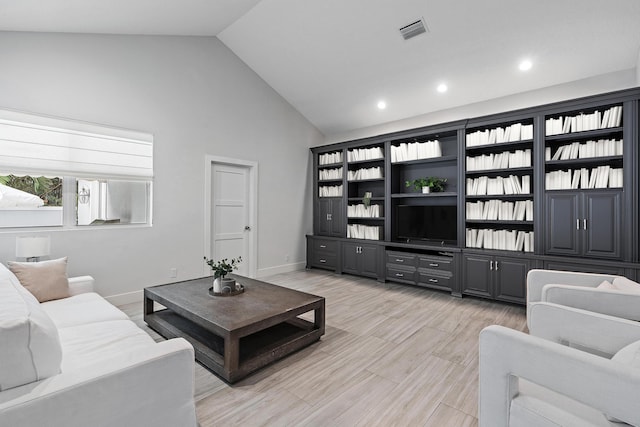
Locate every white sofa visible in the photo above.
<box><xmin>0</xmin><ymin>262</ymin><xmax>197</xmax><ymax>427</ymax></box>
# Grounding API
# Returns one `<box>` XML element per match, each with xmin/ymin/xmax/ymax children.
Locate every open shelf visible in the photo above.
<box><xmin>391</xmin><ymin>192</ymin><xmax>457</xmax><ymax>198</ymax></box>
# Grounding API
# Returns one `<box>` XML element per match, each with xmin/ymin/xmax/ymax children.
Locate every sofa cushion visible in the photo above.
<box><xmin>8</xmin><ymin>257</ymin><xmax>70</xmax><ymax>302</ymax></box>
<box><xmin>58</xmin><ymin>320</ymin><xmax>156</xmax><ymax>371</ymax></box>
<box><xmin>0</xmin><ymin>277</ymin><xmax>62</xmax><ymax>391</ymax></box>
<box><xmin>41</xmin><ymin>292</ymin><xmax>129</xmax><ymax>329</ymax></box>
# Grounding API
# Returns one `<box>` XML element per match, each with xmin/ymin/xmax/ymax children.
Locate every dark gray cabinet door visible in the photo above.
<box><xmin>583</xmin><ymin>191</ymin><xmax>621</xmax><ymax>259</ymax></box>
<box><xmin>341</xmin><ymin>242</ymin><xmax>360</xmax><ymax>275</ymax></box>
<box><xmin>462</xmin><ymin>254</ymin><xmax>492</xmax><ymax>298</ymax></box>
<box><xmin>341</xmin><ymin>242</ymin><xmax>379</xmax><ymax>278</ymax></box>
<box><xmin>317</xmin><ymin>198</ymin><xmax>343</xmax><ymax>237</ymax></box>
<box><xmin>545</xmin><ymin>193</ymin><xmax>580</xmax><ymax>256</ymax></box>
<box><xmin>359</xmin><ymin>244</ymin><xmax>380</xmax><ymax>278</ymax></box>
<box><xmin>494</xmin><ymin>256</ymin><xmax>529</xmax><ymax>304</ymax></box>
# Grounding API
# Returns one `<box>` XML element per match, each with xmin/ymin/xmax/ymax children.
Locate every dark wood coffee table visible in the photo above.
<box><xmin>143</xmin><ymin>274</ymin><xmax>325</xmax><ymax>383</ymax></box>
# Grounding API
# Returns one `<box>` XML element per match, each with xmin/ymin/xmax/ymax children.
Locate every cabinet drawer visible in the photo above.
<box><xmin>386</xmin><ymin>252</ymin><xmax>417</xmax><ymax>268</ymax></box>
<box><xmin>417</xmin><ymin>272</ymin><xmax>451</xmax><ymax>291</ymax></box>
<box><xmin>417</xmin><ymin>256</ymin><xmax>453</xmax><ymax>274</ymax></box>
<box><xmin>312</xmin><ymin>253</ymin><xmax>337</xmax><ymax>269</ymax></box>
<box><xmin>387</xmin><ymin>267</ymin><xmax>415</xmax><ymax>283</ymax></box>
<box><xmin>313</xmin><ymin>239</ymin><xmax>338</xmax><ymax>253</ymax></box>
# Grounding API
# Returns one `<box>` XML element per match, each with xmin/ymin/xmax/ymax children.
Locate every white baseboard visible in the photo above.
<box><xmin>105</xmin><ymin>289</ymin><xmax>143</xmax><ymax>306</ymax></box>
<box><xmin>256</xmin><ymin>261</ymin><xmax>306</xmax><ymax>278</ymax></box>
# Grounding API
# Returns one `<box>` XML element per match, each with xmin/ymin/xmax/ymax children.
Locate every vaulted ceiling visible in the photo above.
<box><xmin>2</xmin><ymin>0</ymin><xmax>640</xmax><ymax>136</ymax></box>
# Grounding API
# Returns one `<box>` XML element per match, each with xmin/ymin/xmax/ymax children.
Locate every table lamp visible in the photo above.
<box><xmin>16</xmin><ymin>236</ymin><xmax>51</xmax><ymax>262</ymax></box>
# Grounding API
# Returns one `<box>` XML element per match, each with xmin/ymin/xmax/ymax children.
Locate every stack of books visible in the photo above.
<box><xmin>347</xmin><ymin>204</ymin><xmax>381</xmax><ymax>218</ymax></box>
<box><xmin>545</xmin><ymin>167</ymin><xmax>623</xmax><ymax>190</ymax></box>
<box><xmin>545</xmin><ymin>105</ymin><xmax>622</xmax><ymax>136</ymax></box>
<box><xmin>318</xmin><ymin>185</ymin><xmax>343</xmax><ymax>197</ymax></box>
<box><xmin>347</xmin><ymin>224</ymin><xmax>380</xmax><ymax>240</ymax></box>
<box><xmin>466</xmin><ymin>200</ymin><xmax>533</xmax><ymax>221</ymax></box>
<box><xmin>466</xmin><ymin>149</ymin><xmax>532</xmax><ymax>171</ymax></box>
<box><xmin>319</xmin><ymin>152</ymin><xmax>342</xmax><ymax>165</ymax></box>
<box><xmin>347</xmin><ymin>166</ymin><xmax>383</xmax><ymax>181</ymax></box>
<box><xmin>319</xmin><ymin>167</ymin><xmax>342</xmax><ymax>180</ymax></box>
<box><xmin>466</xmin><ymin>175</ymin><xmax>531</xmax><ymax>195</ymax></box>
<box><xmin>390</xmin><ymin>140</ymin><xmax>442</xmax><ymax>162</ymax></box>
<box><xmin>466</xmin><ymin>228</ymin><xmax>534</xmax><ymax>252</ymax></box>
<box><xmin>466</xmin><ymin>123</ymin><xmax>533</xmax><ymax>147</ymax></box>
<box><xmin>347</xmin><ymin>147</ymin><xmax>384</xmax><ymax>162</ymax></box>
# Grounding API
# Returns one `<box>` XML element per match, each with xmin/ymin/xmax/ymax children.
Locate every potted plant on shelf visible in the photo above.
<box><xmin>204</xmin><ymin>256</ymin><xmax>242</xmax><ymax>293</ymax></box>
<box><xmin>405</xmin><ymin>177</ymin><xmax>447</xmax><ymax>194</ymax></box>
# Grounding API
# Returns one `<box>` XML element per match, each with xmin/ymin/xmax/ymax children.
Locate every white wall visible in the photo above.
<box><xmin>0</xmin><ymin>32</ymin><xmax>323</xmax><ymax>300</ymax></box>
<box><xmin>325</xmin><ymin>69</ymin><xmax>638</xmax><ymax>144</ymax></box>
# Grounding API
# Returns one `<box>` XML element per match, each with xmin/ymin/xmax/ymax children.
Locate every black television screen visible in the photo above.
<box><xmin>396</xmin><ymin>205</ymin><xmax>457</xmax><ymax>244</ymax></box>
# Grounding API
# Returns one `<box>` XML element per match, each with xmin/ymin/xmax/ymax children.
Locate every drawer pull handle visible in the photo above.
<box><xmin>319</xmin><ymin>259</ymin><xmax>327</xmax><ymax>263</ymax></box>
<box><xmin>395</xmin><ymin>273</ymin><xmax>404</xmax><ymax>277</ymax></box>
<box><xmin>395</xmin><ymin>259</ymin><xmax>404</xmax><ymax>262</ymax></box>
<box><xmin>428</xmin><ymin>278</ymin><xmax>439</xmax><ymax>283</ymax></box>
<box><xmin>320</xmin><ymin>245</ymin><xmax>327</xmax><ymax>248</ymax></box>
<box><xmin>429</xmin><ymin>263</ymin><xmax>439</xmax><ymax>267</ymax></box>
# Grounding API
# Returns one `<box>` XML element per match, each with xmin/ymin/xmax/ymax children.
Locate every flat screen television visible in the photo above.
<box><xmin>395</xmin><ymin>205</ymin><xmax>457</xmax><ymax>244</ymax></box>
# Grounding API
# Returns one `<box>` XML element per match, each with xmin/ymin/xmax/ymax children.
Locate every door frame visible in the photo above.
<box><xmin>204</xmin><ymin>155</ymin><xmax>258</xmax><ymax>278</ymax></box>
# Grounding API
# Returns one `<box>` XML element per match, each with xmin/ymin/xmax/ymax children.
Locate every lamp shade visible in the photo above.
<box><xmin>16</xmin><ymin>236</ymin><xmax>51</xmax><ymax>259</ymax></box>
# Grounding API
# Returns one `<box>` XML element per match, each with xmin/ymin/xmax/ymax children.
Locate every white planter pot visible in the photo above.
<box><xmin>422</xmin><ymin>186</ymin><xmax>430</xmax><ymax>194</ymax></box>
<box><xmin>213</xmin><ymin>277</ymin><xmax>236</xmax><ymax>293</ymax></box>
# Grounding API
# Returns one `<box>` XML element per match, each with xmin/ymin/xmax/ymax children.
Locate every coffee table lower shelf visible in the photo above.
<box><xmin>145</xmin><ymin>309</ymin><xmax>323</xmax><ymax>383</ymax></box>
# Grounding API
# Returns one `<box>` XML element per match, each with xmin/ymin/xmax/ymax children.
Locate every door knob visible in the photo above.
<box><xmin>244</xmin><ymin>226</ymin><xmax>251</xmax><ymax>231</ymax></box>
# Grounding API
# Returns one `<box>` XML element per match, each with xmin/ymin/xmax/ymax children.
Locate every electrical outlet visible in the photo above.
<box><xmin>169</xmin><ymin>268</ymin><xmax>177</xmax><ymax>278</ymax></box>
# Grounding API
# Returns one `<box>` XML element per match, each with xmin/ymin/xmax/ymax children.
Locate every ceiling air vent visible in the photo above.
<box><xmin>399</xmin><ymin>18</ymin><xmax>428</xmax><ymax>40</ymax></box>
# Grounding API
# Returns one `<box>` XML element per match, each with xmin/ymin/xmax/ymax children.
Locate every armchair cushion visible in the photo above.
<box><xmin>611</xmin><ymin>277</ymin><xmax>640</xmax><ymax>293</ymax></box>
<box><xmin>8</xmin><ymin>257</ymin><xmax>69</xmax><ymax>303</ymax></box>
<box><xmin>606</xmin><ymin>340</ymin><xmax>640</xmax><ymax>422</ymax></box>
<box><xmin>597</xmin><ymin>280</ymin><xmax>615</xmax><ymax>290</ymax></box>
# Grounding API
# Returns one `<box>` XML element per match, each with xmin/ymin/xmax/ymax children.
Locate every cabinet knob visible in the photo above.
<box><xmin>583</xmin><ymin>219</ymin><xmax>587</xmax><ymax>230</ymax></box>
<box><xmin>395</xmin><ymin>258</ymin><xmax>404</xmax><ymax>262</ymax></box>
<box><xmin>395</xmin><ymin>273</ymin><xmax>404</xmax><ymax>277</ymax></box>
<box><xmin>320</xmin><ymin>245</ymin><xmax>327</xmax><ymax>248</ymax></box>
<box><xmin>490</xmin><ymin>261</ymin><xmax>494</xmax><ymax>270</ymax></box>
<box><xmin>576</xmin><ymin>219</ymin><xmax>580</xmax><ymax>230</ymax></box>
<box><xmin>319</xmin><ymin>259</ymin><xmax>326</xmax><ymax>263</ymax></box>
<box><xmin>495</xmin><ymin>261</ymin><xmax>499</xmax><ymax>271</ymax></box>
<box><xmin>429</xmin><ymin>263</ymin><xmax>439</xmax><ymax>267</ymax></box>
<box><xmin>428</xmin><ymin>278</ymin><xmax>439</xmax><ymax>283</ymax></box>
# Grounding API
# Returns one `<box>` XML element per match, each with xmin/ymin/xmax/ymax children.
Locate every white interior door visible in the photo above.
<box><xmin>211</xmin><ymin>163</ymin><xmax>250</xmax><ymax>276</ymax></box>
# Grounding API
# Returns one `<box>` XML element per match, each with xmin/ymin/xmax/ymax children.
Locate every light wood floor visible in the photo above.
<box><xmin>120</xmin><ymin>269</ymin><xmax>527</xmax><ymax>427</ymax></box>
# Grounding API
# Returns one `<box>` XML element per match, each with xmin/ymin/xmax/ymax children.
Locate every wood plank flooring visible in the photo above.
<box><xmin>120</xmin><ymin>269</ymin><xmax>527</xmax><ymax>427</ymax></box>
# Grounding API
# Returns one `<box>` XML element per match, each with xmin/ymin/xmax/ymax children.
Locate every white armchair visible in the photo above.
<box><xmin>479</xmin><ymin>302</ymin><xmax>640</xmax><ymax>427</ymax></box>
<box><xmin>526</xmin><ymin>269</ymin><xmax>640</xmax><ymax>328</ymax></box>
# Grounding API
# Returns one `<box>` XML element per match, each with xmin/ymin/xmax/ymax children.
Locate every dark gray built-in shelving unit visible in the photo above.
<box><xmin>307</xmin><ymin>87</ymin><xmax>640</xmax><ymax>305</ymax></box>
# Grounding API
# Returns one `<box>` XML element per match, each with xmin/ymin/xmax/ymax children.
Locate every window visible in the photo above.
<box><xmin>0</xmin><ymin>175</ymin><xmax>63</xmax><ymax>227</ymax></box>
<box><xmin>77</xmin><ymin>179</ymin><xmax>151</xmax><ymax>226</ymax></box>
<box><xmin>0</xmin><ymin>109</ymin><xmax>153</xmax><ymax>229</ymax></box>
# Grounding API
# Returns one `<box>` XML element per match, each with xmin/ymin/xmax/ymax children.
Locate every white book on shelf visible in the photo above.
<box><xmin>551</xmin><ymin>146</ymin><xmax>563</xmax><ymax>161</ymax></box>
<box><xmin>580</xmin><ymin>168</ymin><xmax>589</xmax><ymax>189</ymax></box>
<box><xmin>588</xmin><ymin>168</ymin><xmax>598</xmax><ymax>189</ymax></box>
<box><xmin>571</xmin><ymin>169</ymin><xmax>581</xmax><ymax>189</ymax></box>
<box><xmin>545</xmin><ymin>147</ymin><xmax>551</xmax><ymax>161</ymax></box>
<box><xmin>526</xmin><ymin>200</ymin><xmax>534</xmax><ymax>221</ymax></box>
<box><xmin>601</xmin><ymin>109</ymin><xmax>611</xmax><ymax>129</ymax></box>
<box><xmin>521</xmin><ymin>124</ymin><xmax>533</xmax><ymax>140</ymax></box>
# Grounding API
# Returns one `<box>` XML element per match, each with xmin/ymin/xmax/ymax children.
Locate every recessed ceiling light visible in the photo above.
<box><xmin>377</xmin><ymin>101</ymin><xmax>387</xmax><ymax>110</ymax></box>
<box><xmin>519</xmin><ymin>60</ymin><xmax>532</xmax><ymax>71</ymax></box>
<box><xmin>437</xmin><ymin>83</ymin><xmax>448</xmax><ymax>93</ymax></box>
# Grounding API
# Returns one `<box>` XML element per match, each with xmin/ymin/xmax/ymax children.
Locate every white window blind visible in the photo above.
<box><xmin>0</xmin><ymin>109</ymin><xmax>153</xmax><ymax>179</ymax></box>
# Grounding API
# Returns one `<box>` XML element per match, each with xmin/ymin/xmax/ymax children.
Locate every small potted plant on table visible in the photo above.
<box><xmin>405</xmin><ymin>177</ymin><xmax>447</xmax><ymax>194</ymax></box>
<box><xmin>204</xmin><ymin>256</ymin><xmax>242</xmax><ymax>294</ymax></box>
